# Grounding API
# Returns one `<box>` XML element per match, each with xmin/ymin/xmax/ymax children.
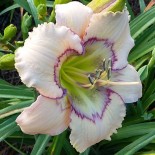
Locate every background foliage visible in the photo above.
<box><xmin>0</xmin><ymin>0</ymin><xmax>155</xmax><ymax>154</ymax></box>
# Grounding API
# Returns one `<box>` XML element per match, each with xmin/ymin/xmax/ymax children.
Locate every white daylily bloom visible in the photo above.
<box><xmin>15</xmin><ymin>1</ymin><xmax>142</xmax><ymax>153</ymax></box>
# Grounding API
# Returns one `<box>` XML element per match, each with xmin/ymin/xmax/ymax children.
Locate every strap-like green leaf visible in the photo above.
<box><xmin>27</xmin><ymin>0</ymin><xmax>42</xmax><ymax>25</ymax></box>
<box><xmin>30</xmin><ymin>135</ymin><xmax>51</xmax><ymax>155</ymax></box>
<box><xmin>14</xmin><ymin>0</ymin><xmax>31</xmax><ymax>13</ymax></box>
<box><xmin>115</xmin><ymin>130</ymin><xmax>155</xmax><ymax>155</ymax></box>
<box><xmin>0</xmin><ymin>4</ymin><xmax>20</xmax><ymax>16</ymax></box>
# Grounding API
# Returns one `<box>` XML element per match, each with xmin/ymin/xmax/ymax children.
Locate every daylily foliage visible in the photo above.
<box><xmin>15</xmin><ymin>1</ymin><xmax>142</xmax><ymax>153</ymax></box>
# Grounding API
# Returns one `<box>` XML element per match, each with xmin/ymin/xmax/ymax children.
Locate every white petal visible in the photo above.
<box><xmin>84</xmin><ymin>9</ymin><xmax>134</xmax><ymax>70</ymax></box>
<box><xmin>69</xmin><ymin>89</ymin><xmax>126</xmax><ymax>153</ymax></box>
<box><xmin>16</xmin><ymin>95</ymin><xmax>71</xmax><ymax>135</ymax></box>
<box><xmin>56</xmin><ymin>1</ymin><xmax>93</xmax><ymax>38</ymax></box>
<box><xmin>109</xmin><ymin>65</ymin><xmax>142</xmax><ymax>103</ymax></box>
<box><xmin>15</xmin><ymin>23</ymin><xmax>83</xmax><ymax>98</ymax></box>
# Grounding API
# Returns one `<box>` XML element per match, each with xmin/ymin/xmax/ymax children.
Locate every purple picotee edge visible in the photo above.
<box><xmin>84</xmin><ymin>37</ymin><xmax>117</xmax><ymax>69</ymax></box>
<box><xmin>71</xmin><ymin>89</ymin><xmax>124</xmax><ymax>123</ymax></box>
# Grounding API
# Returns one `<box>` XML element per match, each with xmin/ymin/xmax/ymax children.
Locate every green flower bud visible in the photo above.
<box><xmin>2</xmin><ymin>24</ymin><xmax>17</xmax><ymax>41</ymax></box>
<box><xmin>0</xmin><ymin>54</ymin><xmax>15</xmax><ymax>70</ymax></box>
<box><xmin>87</xmin><ymin>0</ymin><xmax>125</xmax><ymax>13</ymax></box>
<box><xmin>37</xmin><ymin>4</ymin><xmax>47</xmax><ymax>19</ymax></box>
<box><xmin>22</xmin><ymin>13</ymin><xmax>32</xmax><ymax>40</ymax></box>
<box><xmin>15</xmin><ymin>41</ymin><xmax>24</xmax><ymax>48</ymax></box>
<box><xmin>34</xmin><ymin>0</ymin><xmax>46</xmax><ymax>7</ymax></box>
<box><xmin>22</xmin><ymin>13</ymin><xmax>32</xmax><ymax>30</ymax></box>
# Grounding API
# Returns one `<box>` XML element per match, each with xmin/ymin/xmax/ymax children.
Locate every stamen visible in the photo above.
<box><xmin>95</xmin><ymin>69</ymin><xmax>102</xmax><ymax>79</ymax></box>
<box><xmin>108</xmin><ymin>81</ymin><xmax>140</xmax><ymax>86</ymax></box>
<box><xmin>102</xmin><ymin>58</ymin><xmax>106</xmax><ymax>71</ymax></box>
<box><xmin>108</xmin><ymin>58</ymin><xmax>112</xmax><ymax>68</ymax></box>
<box><xmin>107</xmin><ymin>67</ymin><xmax>111</xmax><ymax>79</ymax></box>
<box><xmin>88</xmin><ymin>74</ymin><xmax>96</xmax><ymax>85</ymax></box>
<box><xmin>96</xmin><ymin>80</ymin><xmax>140</xmax><ymax>87</ymax></box>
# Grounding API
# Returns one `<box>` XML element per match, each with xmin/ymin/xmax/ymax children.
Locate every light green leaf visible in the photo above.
<box><xmin>129</xmin><ymin>38</ymin><xmax>155</xmax><ymax>63</ymax></box>
<box><xmin>46</xmin><ymin>1</ymin><xmax>54</xmax><ymax>7</ymax></box>
<box><xmin>0</xmin><ymin>100</ymin><xmax>33</xmax><ymax>119</ymax></box>
<box><xmin>130</xmin><ymin>6</ymin><xmax>155</xmax><ymax>39</ymax></box>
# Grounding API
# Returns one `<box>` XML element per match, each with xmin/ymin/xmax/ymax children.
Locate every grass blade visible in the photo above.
<box><xmin>50</xmin><ymin>131</ymin><xmax>67</xmax><ymax>155</ymax></box>
<box><xmin>112</xmin><ymin>122</ymin><xmax>155</xmax><ymax>140</ymax></box>
<box><xmin>30</xmin><ymin>135</ymin><xmax>51</xmax><ymax>155</ymax></box>
<box><xmin>0</xmin><ymin>4</ymin><xmax>20</xmax><ymax>16</ymax></box>
<box><xmin>129</xmin><ymin>38</ymin><xmax>155</xmax><ymax>63</ymax></box>
<box><xmin>143</xmin><ymin>79</ymin><xmax>155</xmax><ymax>101</ymax></box>
<box><xmin>139</xmin><ymin>0</ymin><xmax>146</xmax><ymax>13</ymax></box>
<box><xmin>130</xmin><ymin>6</ymin><xmax>155</xmax><ymax>39</ymax></box>
<box><xmin>115</xmin><ymin>130</ymin><xmax>155</xmax><ymax>155</ymax></box>
<box><xmin>14</xmin><ymin>0</ymin><xmax>31</xmax><ymax>13</ymax></box>
<box><xmin>0</xmin><ymin>100</ymin><xmax>33</xmax><ymax>119</ymax></box>
<box><xmin>0</xmin><ymin>89</ymin><xmax>34</xmax><ymax>99</ymax></box>
<box><xmin>0</xmin><ymin>120</ymin><xmax>20</xmax><ymax>142</ymax></box>
<box><xmin>126</xmin><ymin>0</ymin><xmax>135</xmax><ymax>20</ymax></box>
<box><xmin>4</xmin><ymin>140</ymin><xmax>26</xmax><ymax>155</ymax></box>
<box><xmin>27</xmin><ymin>0</ymin><xmax>41</xmax><ymax>25</ymax></box>
<box><xmin>142</xmin><ymin>93</ymin><xmax>155</xmax><ymax>112</ymax></box>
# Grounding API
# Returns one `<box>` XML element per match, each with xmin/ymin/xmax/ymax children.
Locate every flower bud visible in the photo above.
<box><xmin>22</xmin><ymin>13</ymin><xmax>32</xmax><ymax>40</ymax></box>
<box><xmin>0</xmin><ymin>54</ymin><xmax>15</xmax><ymax>70</ymax></box>
<box><xmin>87</xmin><ymin>0</ymin><xmax>125</xmax><ymax>13</ymax></box>
<box><xmin>22</xmin><ymin>13</ymin><xmax>32</xmax><ymax>30</ymax></box>
<box><xmin>33</xmin><ymin>0</ymin><xmax>46</xmax><ymax>7</ymax></box>
<box><xmin>37</xmin><ymin>4</ymin><xmax>47</xmax><ymax>19</ymax></box>
<box><xmin>15</xmin><ymin>41</ymin><xmax>24</xmax><ymax>48</ymax></box>
<box><xmin>2</xmin><ymin>24</ymin><xmax>17</xmax><ymax>41</ymax></box>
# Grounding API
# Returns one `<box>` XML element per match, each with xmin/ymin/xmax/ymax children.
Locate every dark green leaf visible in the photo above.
<box><xmin>138</xmin><ymin>65</ymin><xmax>148</xmax><ymax>81</ymax></box>
<box><xmin>115</xmin><ymin>130</ymin><xmax>155</xmax><ymax>155</ymax></box>
<box><xmin>14</xmin><ymin>0</ymin><xmax>31</xmax><ymax>13</ymax></box>
<box><xmin>31</xmin><ymin>135</ymin><xmax>51</xmax><ymax>155</ymax></box>
<box><xmin>0</xmin><ymin>4</ymin><xmax>20</xmax><ymax>16</ymax></box>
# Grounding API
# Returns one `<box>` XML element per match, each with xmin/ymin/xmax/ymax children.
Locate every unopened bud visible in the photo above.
<box><xmin>0</xmin><ymin>54</ymin><xmax>15</xmax><ymax>70</ymax></box>
<box><xmin>33</xmin><ymin>0</ymin><xmax>46</xmax><ymax>7</ymax></box>
<box><xmin>15</xmin><ymin>41</ymin><xmax>24</xmax><ymax>48</ymax></box>
<box><xmin>37</xmin><ymin>4</ymin><xmax>47</xmax><ymax>19</ymax></box>
<box><xmin>22</xmin><ymin>13</ymin><xmax>32</xmax><ymax>40</ymax></box>
<box><xmin>87</xmin><ymin>0</ymin><xmax>125</xmax><ymax>13</ymax></box>
<box><xmin>2</xmin><ymin>24</ymin><xmax>17</xmax><ymax>41</ymax></box>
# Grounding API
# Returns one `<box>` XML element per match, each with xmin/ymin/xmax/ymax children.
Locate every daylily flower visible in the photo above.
<box><xmin>15</xmin><ymin>1</ymin><xmax>142</xmax><ymax>153</ymax></box>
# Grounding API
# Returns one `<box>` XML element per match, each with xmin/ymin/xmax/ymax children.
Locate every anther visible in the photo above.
<box><xmin>108</xmin><ymin>58</ymin><xmax>112</xmax><ymax>68</ymax></box>
<box><xmin>107</xmin><ymin>67</ymin><xmax>111</xmax><ymax>79</ymax></box>
<box><xmin>95</xmin><ymin>69</ymin><xmax>102</xmax><ymax>79</ymax></box>
<box><xmin>102</xmin><ymin>59</ymin><xmax>106</xmax><ymax>71</ymax></box>
<box><xmin>88</xmin><ymin>74</ymin><xmax>96</xmax><ymax>85</ymax></box>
